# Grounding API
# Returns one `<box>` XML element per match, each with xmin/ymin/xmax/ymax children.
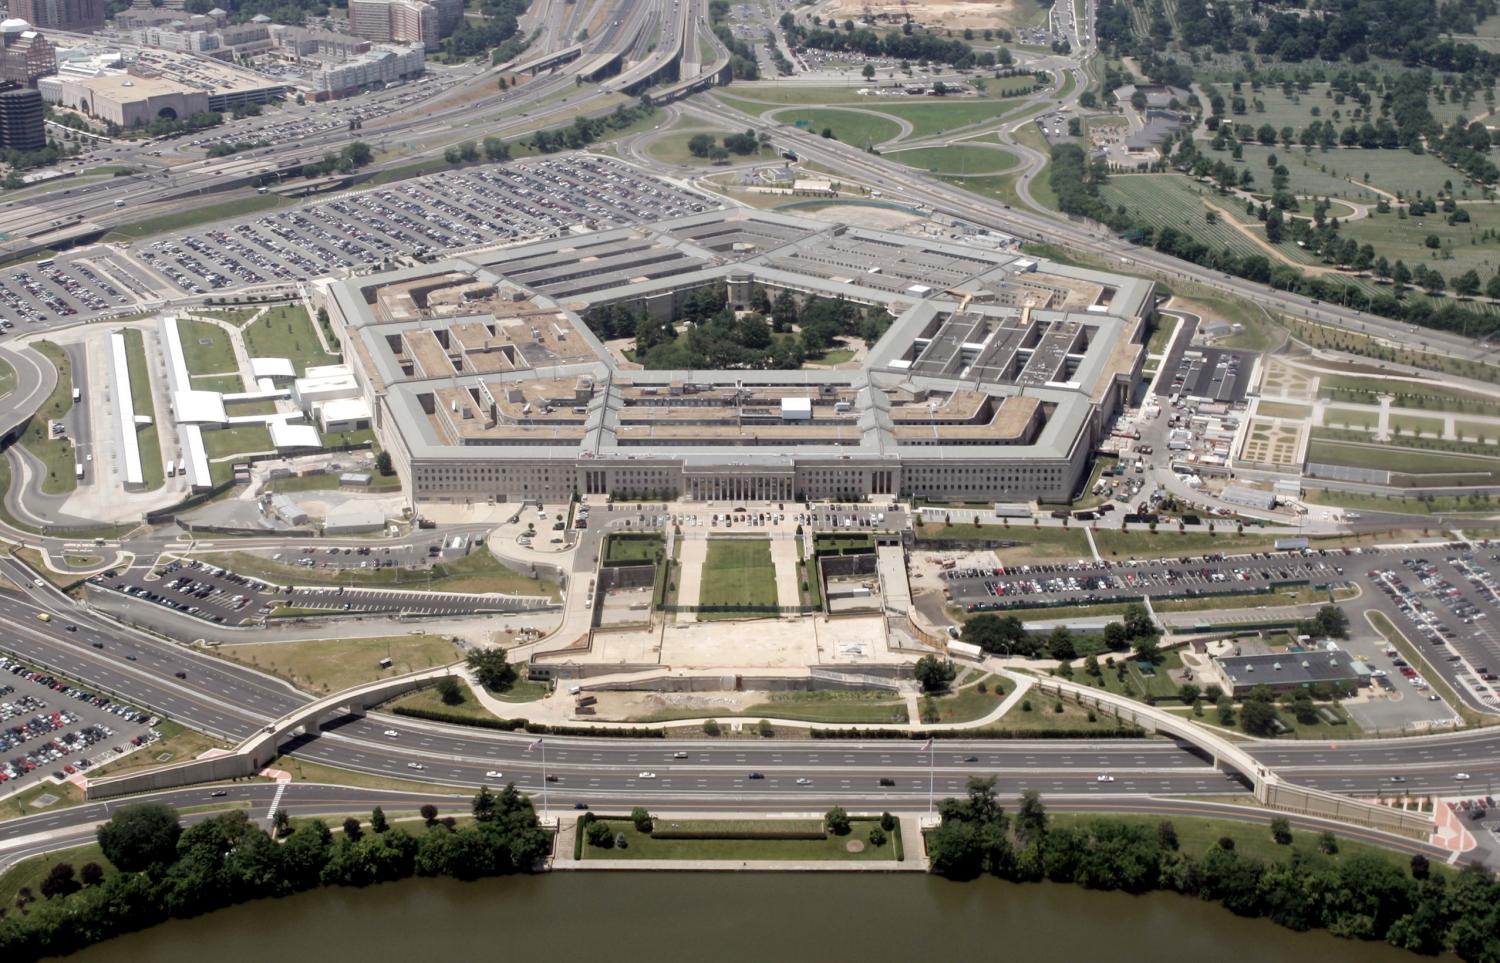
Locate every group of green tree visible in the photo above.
<box><xmin>119</xmin><ymin>110</ymin><xmax>224</xmax><ymax>140</ymax></box>
<box><xmin>960</xmin><ymin>603</ymin><xmax>1158</xmax><ymax>662</ymax></box>
<box><xmin>585</xmin><ymin>285</ymin><xmax>889</xmax><ymax>370</ymax></box>
<box><xmin>291</xmin><ymin>141</ymin><xmax>374</xmax><ymax>180</ymax></box>
<box><xmin>780</xmin><ymin>16</ymin><xmax>1002</xmax><ymax>69</ymax></box>
<box><xmin>927</xmin><ymin>778</ymin><xmax>1499</xmax><ymax>960</ymax></box>
<box><xmin>206</xmin><ymin>138</ymin><xmax>271</xmax><ymax>159</ymax></box>
<box><xmin>0</xmin><ymin>789</ymin><xmax>550</xmax><ymax>959</ymax></box>
<box><xmin>686</xmin><ymin>129</ymin><xmax>770</xmax><ymax>163</ymax></box>
<box><xmin>1051</xmin><ymin>140</ymin><xmax>1500</xmax><ymax>340</ymax></box>
<box><xmin>1097</xmin><ymin>0</ymin><xmax>1500</xmax><ymax>89</ymax></box>
<box><xmin>467</xmin><ymin>646</ymin><xmax>518</xmax><ymax>692</ymax></box>
<box><xmin>443</xmin><ymin>137</ymin><xmax>513</xmax><ymax>166</ymax></box>
<box><xmin>528</xmin><ymin>101</ymin><xmax>654</xmax><ymax>154</ymax></box>
<box><xmin>709</xmin><ymin>0</ymin><xmax>760</xmax><ymax>80</ymax></box>
<box><xmin>441</xmin><ymin>0</ymin><xmax>528</xmax><ymax>61</ymax></box>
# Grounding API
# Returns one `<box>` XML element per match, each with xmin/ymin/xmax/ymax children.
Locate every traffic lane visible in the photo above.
<box><xmin>62</xmin><ymin>340</ymin><xmax>91</xmax><ymax>479</ymax></box>
<box><xmin>0</xmin><ymin>587</ymin><xmax>305</xmax><ymax>712</ymax></box>
<box><xmin>334</xmin><ymin>718</ymin><xmax>1217</xmax><ymax>769</ymax></box>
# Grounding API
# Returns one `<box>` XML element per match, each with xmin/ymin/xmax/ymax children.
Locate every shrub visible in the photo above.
<box><xmin>868</xmin><ymin>826</ymin><xmax>887</xmax><ymax>847</ymax></box>
<box><xmin>586</xmin><ymin>821</ymin><xmax>615</xmax><ymax>848</ymax></box>
<box><xmin>880</xmin><ymin>811</ymin><xmax>896</xmax><ymax>832</ymax></box>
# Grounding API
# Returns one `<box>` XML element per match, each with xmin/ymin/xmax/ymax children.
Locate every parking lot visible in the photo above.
<box><xmin>1369</xmin><ymin>552</ymin><xmax>1500</xmax><ymax>711</ymax></box>
<box><xmin>0</xmin><ymin>655</ymin><xmax>155</xmax><ymax>795</ymax></box>
<box><xmin>0</xmin><ymin>254</ymin><xmax>147</xmax><ymax>330</ymax></box>
<box><xmin>130</xmin><ymin>156</ymin><xmax>718</xmax><ymax>297</ymax></box>
<box><xmin>92</xmin><ymin>554</ymin><xmax>552</xmax><ymax>626</ymax></box>
<box><xmin>1166</xmin><ymin>347</ymin><xmax>1254</xmax><ymax>403</ymax></box>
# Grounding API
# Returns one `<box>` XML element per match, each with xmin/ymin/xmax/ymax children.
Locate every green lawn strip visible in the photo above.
<box><xmin>579</xmin><ymin>817</ymin><xmax>900</xmax><ymax>861</ymax></box>
<box><xmin>635</xmin><ymin>690</ymin><xmax>908</xmax><ymax>724</ymax></box>
<box><xmin>1306</xmin><ymin>436</ymin><xmax>1500</xmax><ymax>480</ymax></box>
<box><xmin>105</xmin><ymin>193</ymin><xmax>291</xmax><ymax>241</ymax></box>
<box><xmin>1322</xmin><ymin>406</ymin><xmax>1379</xmax><ymax>430</ymax></box>
<box><xmin>997</xmin><ymin>698</ymin><xmax>1125</xmax><ymax>732</ymax></box>
<box><xmin>18</xmin><ymin>340</ymin><xmax>78</xmax><ymax>495</ymax></box>
<box><xmin>0</xmin><ymin>353</ymin><xmax>14</xmax><ymax>399</ymax></box>
<box><xmin>644</xmin><ymin>129</ymin><xmax>739</xmax><ymax>165</ymax></box>
<box><xmin>1255</xmin><ymin>401</ymin><xmax>1311</xmax><ymax>419</ymax></box>
<box><xmin>1367</xmin><ymin>612</ymin><xmax>1492</xmax><ymax>728</ymax></box>
<box><xmin>698</xmin><ymin>538</ymin><xmax>778</xmax><ymax>614</ymax></box>
<box><xmin>0</xmin><ymin>842</ymin><xmax>113</xmax><ymax>911</ymax></box>
<box><xmin>175</xmin><ymin>317</ymin><xmax>240</xmax><ymax>376</ymax></box>
<box><xmin>121</xmin><ymin>329</ymin><xmax>164</xmax><ymax>491</ymax></box>
<box><xmin>190</xmin><ymin>373</ymin><xmax>248</xmax><ymax>393</ymax></box>
<box><xmin>772</xmin><ymin>107</ymin><xmax>902</xmax><ymax>147</ymax></box>
<box><xmin>1164</xmin><ymin>701</ymin><xmax>1357</xmax><ymax>740</ymax></box>
<box><xmin>1302</xmin><ymin>487</ymin><xmax>1500</xmax><ymax>515</ymax></box>
<box><xmin>266</xmin><ymin>472</ymin><xmax>400</xmax><ymax>494</ymax></box>
<box><xmin>1387</xmin><ymin>413</ymin><xmax>1447</xmax><ymax>437</ymax></box>
<box><xmin>1012</xmin><ymin>122</ymin><xmax>1057</xmax><ymax>209</ymax></box>
<box><xmin>603</xmin><ymin>532</ymin><xmax>665</xmax><ymax>563</ymax></box>
<box><xmin>938</xmin><ymin>170</ymin><xmax>1027</xmax><ymax>209</ymax></box>
<box><xmin>241</xmin><ymin>304</ymin><xmax>339</xmax><ymax>376</ymax></box>
<box><xmin>0</xmin><ymin>780</ymin><xmax>85</xmax><ymax>822</ymax></box>
<box><xmin>1045</xmin><ymin>812</ymin><xmax>1437</xmax><ymax>874</ymax></box>
<box><xmin>272</xmin><ymin>755</ymin><xmax>478</xmax><ymax>797</ymax></box>
<box><xmin>865</xmin><ymin>98</ymin><xmax>1022</xmax><ymax>138</ymax></box>
<box><xmin>193</xmin><ymin>549</ymin><xmax>560</xmax><ymax>599</ymax></box>
<box><xmin>83</xmin><ymin>721</ymin><xmax>227</xmax><ymax>779</ymax></box>
<box><xmin>886</xmin><ymin>144</ymin><xmax>1019</xmax><ymax>174</ymax></box>
<box><xmin>212</xmin><ymin>635</ymin><xmax>461</xmax><ymax>695</ymax></box>
<box><xmin>200</xmin><ymin>424</ymin><xmax>273</xmax><ymax>460</ymax></box>
<box><xmin>915</xmin><ymin>522</ymin><xmax>1092</xmax><ymax>561</ymax></box>
<box><xmin>924</xmin><ymin>675</ymin><xmax>1008</xmax><ymax>724</ymax></box>
<box><xmin>191</xmin><ymin>306</ymin><xmax>260</xmax><ymax>326</ymax></box>
<box><xmin>1455</xmin><ymin>420</ymin><xmax>1500</xmax><ymax>443</ymax></box>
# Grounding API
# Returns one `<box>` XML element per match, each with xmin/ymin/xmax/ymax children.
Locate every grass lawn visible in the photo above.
<box><xmin>0</xmin><ymin>780</ymin><xmax>84</xmax><ymax>822</ymax></box>
<box><xmin>996</xmin><ymin>697</ymin><xmax>1128</xmax><ymax>733</ymax></box>
<box><xmin>0</xmin><ymin>842</ymin><xmax>112</xmax><ymax>912</ymax></box>
<box><xmin>1151</xmin><ymin>585</ymin><xmax>1342</xmax><ymax>614</ymax></box>
<box><xmin>84</xmin><ymin>721</ymin><xmax>227</xmax><ymax>779</ymax></box>
<box><xmin>1306</xmin><ymin>437</ymin><xmax>1500</xmax><ymax>483</ymax></box>
<box><xmin>1388</xmin><ymin>413</ymin><xmax>1447</xmax><ymax>436</ymax></box>
<box><xmin>106</xmin><ymin>193</ymin><xmax>291</xmax><ymax>241</ymax></box>
<box><xmin>866</xmin><ymin>98</ymin><xmax>1023</xmax><ymax>138</ymax></box>
<box><xmin>192</xmin><ymin>306</ymin><xmax>260</xmax><ymax>326</ymax></box>
<box><xmin>773</xmin><ymin>107</ymin><xmax>902</xmax><ymax>146</ymax></box>
<box><xmin>604</xmin><ymin>532</ymin><xmax>665</xmax><ymax>563</ymax></box>
<box><xmin>1047</xmin><ymin>812</ymin><xmax>1436</xmax><ymax>874</ymax></box>
<box><xmin>121</xmin><ymin>329</ymin><xmax>164</xmax><ymax>491</ymax></box>
<box><xmin>644</xmin><ymin>129</ymin><xmax>738</xmax><ymax>165</ymax></box>
<box><xmin>0</xmin><ymin>354</ymin><xmax>13</xmax><ymax>399</ymax></box>
<box><xmin>916</xmin><ymin>522</ymin><xmax>1093</xmax><ymax>562</ymax></box>
<box><xmin>273</xmin><ymin>754</ymin><xmax>475</xmax><ymax>796</ymax></box>
<box><xmin>698</xmin><ymin>538</ymin><xmax>777</xmax><ymax>615</ymax></box>
<box><xmin>194</xmin><ymin>549</ymin><xmax>561</xmax><ymax>599</ymax></box>
<box><xmin>635</xmin><ymin>689</ymin><xmax>908</xmax><ymax>724</ymax></box>
<box><xmin>200</xmin><ymin>424</ymin><xmax>273</xmax><ymax>460</ymax></box>
<box><xmin>191</xmin><ymin>374</ymin><xmax>247</xmax><ymax>393</ymax></box>
<box><xmin>241</xmin><ymin>304</ymin><xmax>339</xmax><ymax>376</ymax></box>
<box><xmin>19</xmin><ymin>341</ymin><xmax>77</xmax><ymax>496</ymax></box>
<box><xmin>267</xmin><ymin>472</ymin><xmax>400</xmax><ymax>494</ymax></box>
<box><xmin>213</xmin><ymin>635</ymin><xmax>461</xmax><ymax>694</ymax></box>
<box><xmin>1256</xmin><ymin>401</ymin><xmax>1311</xmax><ymax>419</ymax></box>
<box><xmin>175</xmin><ymin>316</ymin><xmax>240</xmax><ymax>376</ymax></box>
<box><xmin>924</xmin><ymin>675</ymin><xmax>1007</xmax><ymax>724</ymax></box>
<box><xmin>939</xmin><ymin>170</ymin><xmax>1027</xmax><ymax>209</ymax></box>
<box><xmin>1323</xmin><ymin>406</ymin><xmax>1379</xmax><ymax>430</ymax></box>
<box><xmin>580</xmin><ymin>818</ymin><xmax>902</xmax><ymax>861</ymax></box>
<box><xmin>1174</xmin><ymin>701</ymin><xmax>1357</xmax><ymax>740</ymax></box>
<box><xmin>1302</xmin><ymin>487</ymin><xmax>1500</xmax><ymax>516</ymax></box>
<box><xmin>887</xmin><ymin>144</ymin><xmax>1019</xmax><ymax>174</ymax></box>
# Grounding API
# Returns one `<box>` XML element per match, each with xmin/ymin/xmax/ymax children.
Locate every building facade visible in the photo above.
<box><xmin>347</xmin><ymin>0</ymin><xmax>460</xmax><ymax>45</ymax></box>
<box><xmin>319</xmin><ymin>193</ymin><xmax>1152</xmax><ymax>508</ymax></box>
<box><xmin>9</xmin><ymin>0</ymin><xmax>102</xmax><ymax>32</ymax></box>
<box><xmin>0</xmin><ymin>84</ymin><xmax>44</xmax><ymax>150</ymax></box>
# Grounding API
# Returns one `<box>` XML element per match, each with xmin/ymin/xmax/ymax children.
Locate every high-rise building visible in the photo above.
<box><xmin>9</xmin><ymin>0</ymin><xmax>104</xmax><ymax>33</ymax></box>
<box><xmin>347</xmin><ymin>0</ymin><xmax>459</xmax><ymax>46</ymax></box>
<box><xmin>0</xmin><ymin>20</ymin><xmax>57</xmax><ymax>86</ymax></box>
<box><xmin>0</xmin><ymin>85</ymin><xmax>46</xmax><ymax>152</ymax></box>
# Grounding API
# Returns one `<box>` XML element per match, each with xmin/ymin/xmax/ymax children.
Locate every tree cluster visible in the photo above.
<box><xmin>927</xmin><ymin>778</ymin><xmax>1500</xmax><ymax>960</ymax></box>
<box><xmin>2</xmin><ymin>794</ymin><xmax>549</xmax><ymax>959</ymax></box>
<box><xmin>529</xmin><ymin>102</ymin><xmax>655</xmax><ymax>153</ymax></box>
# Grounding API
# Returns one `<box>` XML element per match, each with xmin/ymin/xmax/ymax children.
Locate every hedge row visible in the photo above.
<box><xmin>810</xmin><ymin>725</ymin><xmax>1148</xmax><ymax>740</ymax></box>
<box><xmin>390</xmin><ymin>706</ymin><xmax>665</xmax><ymax>738</ymax></box>
<box><xmin>650</xmin><ymin>829</ymin><xmax>826</xmax><ymax>841</ymax></box>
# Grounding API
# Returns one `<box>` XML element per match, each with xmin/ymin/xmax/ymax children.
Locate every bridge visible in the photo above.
<box><xmin>83</xmin><ymin>667</ymin><xmax>450</xmax><ymax>799</ymax></box>
<box><xmin>1028</xmin><ymin>675</ymin><xmax>1436</xmax><ymax>837</ymax></box>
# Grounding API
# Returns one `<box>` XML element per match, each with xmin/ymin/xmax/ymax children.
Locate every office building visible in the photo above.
<box><xmin>9</xmin><ymin>0</ymin><xmax>103</xmax><ymax>33</ymax></box>
<box><xmin>0</xmin><ymin>85</ymin><xmax>45</xmax><ymax>151</ymax></box>
<box><xmin>347</xmin><ymin>0</ymin><xmax>460</xmax><ymax>45</ymax></box>
<box><xmin>0</xmin><ymin>19</ymin><xmax>55</xmax><ymax>87</ymax></box>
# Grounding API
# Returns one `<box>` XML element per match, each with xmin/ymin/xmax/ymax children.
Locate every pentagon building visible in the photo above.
<box><xmin>319</xmin><ymin>208</ymin><xmax>1152</xmax><ymax>505</ymax></box>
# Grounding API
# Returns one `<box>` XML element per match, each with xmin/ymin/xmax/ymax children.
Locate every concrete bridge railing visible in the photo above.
<box><xmin>84</xmin><ymin>667</ymin><xmax>451</xmax><ymax>800</ymax></box>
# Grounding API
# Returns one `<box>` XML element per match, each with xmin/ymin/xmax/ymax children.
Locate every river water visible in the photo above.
<box><xmin>69</xmin><ymin>872</ymin><xmax>1424</xmax><ymax>963</ymax></box>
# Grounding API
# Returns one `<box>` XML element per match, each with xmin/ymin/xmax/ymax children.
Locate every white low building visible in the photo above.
<box><xmin>317</xmin><ymin>396</ymin><xmax>372</xmax><ymax>433</ymax></box>
<box><xmin>269</xmin><ymin>420</ymin><xmax>321</xmax><ymax>451</ymax></box>
<box><xmin>250</xmin><ymin>357</ymin><xmax>296</xmax><ymax>383</ymax></box>
<box><xmin>324</xmin><ymin>504</ymin><xmax>385</xmax><ymax>534</ymax></box>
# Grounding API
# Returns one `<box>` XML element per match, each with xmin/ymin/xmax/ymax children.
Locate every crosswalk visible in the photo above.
<box><xmin>265</xmin><ymin>780</ymin><xmax>288</xmax><ymax>821</ymax></box>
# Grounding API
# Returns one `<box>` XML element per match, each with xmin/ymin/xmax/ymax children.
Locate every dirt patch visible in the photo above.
<box><xmin>794</xmin><ymin>203</ymin><xmax>924</xmax><ymax>230</ymax></box>
<box><xmin>845</xmin><ymin>839</ymin><xmax>866</xmax><ymax>853</ymax></box>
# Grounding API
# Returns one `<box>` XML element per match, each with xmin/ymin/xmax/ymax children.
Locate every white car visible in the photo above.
<box><xmin>485</xmin><ymin>770</ymin><xmax>504</xmax><ymax>779</ymax></box>
<box><xmin>1456</xmin><ymin>772</ymin><xmax>1472</xmax><ymax>781</ymax></box>
<box><xmin>672</xmin><ymin>751</ymin><xmax>688</xmax><ymax>759</ymax></box>
<box><xmin>795</xmin><ymin>777</ymin><xmax>812</xmax><ymax>785</ymax></box>
<box><xmin>407</xmin><ymin>762</ymin><xmax>424</xmax><ymax>770</ymax></box>
<box><xmin>384</xmin><ymin>729</ymin><xmax>399</xmax><ymax>737</ymax></box>
<box><xmin>1096</xmin><ymin>774</ymin><xmax>1115</xmax><ymax>782</ymax></box>
<box><xmin>638</xmin><ymin>771</ymin><xmax>657</xmax><ymax>779</ymax></box>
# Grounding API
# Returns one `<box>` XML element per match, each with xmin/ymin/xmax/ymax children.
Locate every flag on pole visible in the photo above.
<box><xmin>526</xmin><ymin>738</ymin><xmax>544</xmax><ymax>752</ymax></box>
<box><xmin>921</xmin><ymin>737</ymin><xmax>933</xmax><ymax>751</ymax></box>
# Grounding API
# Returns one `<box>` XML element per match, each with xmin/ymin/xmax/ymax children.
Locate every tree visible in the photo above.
<box><xmin>1409</xmin><ymin>853</ymin><xmax>1430</xmax><ymax>880</ymax></box>
<box><xmin>437</xmin><ymin>676</ymin><xmax>463</xmax><ymax>705</ymax></box>
<box><xmin>825</xmin><ymin>806</ymin><xmax>851</xmax><ymax>835</ymax></box>
<box><xmin>466</xmin><ymin>649</ymin><xmax>517</xmax><ymax>691</ymax></box>
<box><xmin>631</xmin><ymin>807</ymin><xmax>653</xmax><ymax>832</ymax></box>
<box><xmin>1047</xmin><ymin>625</ymin><xmax>1076</xmax><ymax>662</ymax></box>
<box><xmin>371</xmin><ymin>806</ymin><xmax>389</xmax><ymax>834</ymax></box>
<box><xmin>1122</xmin><ymin>603</ymin><xmax>1156</xmax><ymax>641</ymax></box>
<box><xmin>375</xmin><ymin>450</ymin><xmax>393</xmax><ymax>475</ymax></box>
<box><xmin>80</xmin><ymin>861</ymin><xmax>105</xmax><ymax>887</ymax></box>
<box><xmin>1102</xmin><ymin>621</ymin><xmax>1128</xmax><ymax>651</ymax></box>
<box><xmin>914</xmin><ymin>654</ymin><xmax>957</xmax><ymax>693</ymax></box>
<box><xmin>868</xmin><ymin>825</ymin><xmax>887</xmax><ymax>847</ymax></box>
<box><xmin>272</xmin><ymin>808</ymin><xmax>292</xmax><ymax>838</ymax></box>
<box><xmin>473</xmin><ymin>786</ymin><xmax>498</xmax><ymax>823</ymax></box>
<box><xmin>1157</xmin><ymin>820</ymin><xmax>1179</xmax><ymax>851</ymax></box>
<box><xmin>585</xmin><ymin>820</ymin><xmax>614</xmax><ymax>848</ymax></box>
<box><xmin>39</xmin><ymin>863</ymin><xmax>78</xmax><ymax>899</ymax></box>
<box><xmin>1015</xmin><ymin>789</ymin><xmax>1048</xmax><ymax>844</ymax></box>
<box><xmin>1297</xmin><ymin>604</ymin><xmax>1349</xmax><ymax>639</ymax></box>
<box><xmin>421</xmin><ymin>804</ymin><xmax>439</xmax><ymax>827</ymax></box>
<box><xmin>342</xmin><ymin>816</ymin><xmax>363</xmax><ymax>841</ymax></box>
<box><xmin>96</xmin><ymin>803</ymin><xmax>182</xmax><ymax>873</ymax></box>
<box><xmin>1270</xmin><ymin>816</ymin><xmax>1292</xmax><ymax>844</ymax></box>
<box><xmin>702</xmin><ymin>719</ymin><xmax>721</xmax><ymax>736</ymax></box>
<box><xmin>862</xmin><ymin>63</ymin><xmax>875</xmax><ymax>79</ymax></box>
<box><xmin>1133</xmin><ymin>636</ymin><xmax>1160</xmax><ymax>665</ymax></box>
<box><xmin>1239</xmin><ymin>697</ymin><xmax>1280</xmax><ymax>737</ymax></box>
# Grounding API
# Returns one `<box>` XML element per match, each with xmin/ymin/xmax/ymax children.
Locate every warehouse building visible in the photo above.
<box><xmin>1210</xmin><ymin>646</ymin><xmax>1369</xmax><ymax>697</ymax></box>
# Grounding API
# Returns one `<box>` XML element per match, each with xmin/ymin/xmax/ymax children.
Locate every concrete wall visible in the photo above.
<box><xmin>86</xmin><ymin>750</ymin><xmax>259</xmax><ymax>799</ymax></box>
<box><xmin>1263</xmin><ymin>782</ymin><xmax>1435</xmax><ymax>839</ymax></box>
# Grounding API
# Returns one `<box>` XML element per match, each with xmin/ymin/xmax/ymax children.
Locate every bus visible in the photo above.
<box><xmin>37</xmin><ymin>259</ymin><xmax>53</xmax><ymax>269</ymax></box>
